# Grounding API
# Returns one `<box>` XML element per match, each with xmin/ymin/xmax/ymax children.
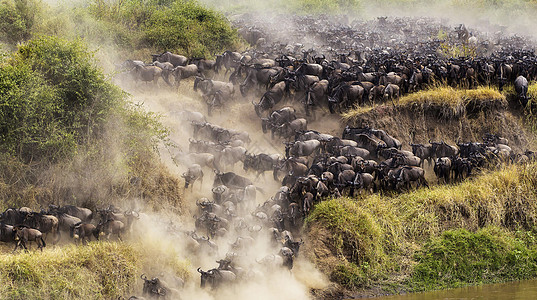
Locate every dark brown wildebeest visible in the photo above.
<box><xmin>13</xmin><ymin>225</ymin><xmax>46</xmax><ymax>252</ymax></box>
<box><xmin>172</xmin><ymin>64</ymin><xmax>199</xmax><ymax>86</ymax></box>
<box><xmin>369</xmin><ymin>84</ymin><xmax>385</xmax><ymax>103</ymax></box>
<box><xmin>395</xmin><ymin>166</ymin><xmax>429</xmax><ymax>190</ymax></box>
<box><xmin>49</xmin><ymin>205</ymin><xmax>93</xmax><ymax>222</ymax></box>
<box><xmin>410</xmin><ymin>143</ymin><xmax>434</xmax><ymax>167</ymax></box>
<box><xmin>434</xmin><ymin>157</ymin><xmax>452</xmax><ymax>184</ymax></box>
<box><xmin>96</xmin><ymin>219</ymin><xmax>125</xmax><ymax>241</ymax></box>
<box><xmin>132</xmin><ymin>65</ymin><xmax>168</xmax><ymax>85</ymax></box>
<box><xmin>253</xmin><ymin>80</ymin><xmax>291</xmax><ymax>117</ymax></box>
<box><xmin>23</xmin><ymin>212</ymin><xmax>59</xmax><ymax>243</ymax></box>
<box><xmin>0</xmin><ymin>222</ymin><xmax>15</xmax><ymax>243</ymax></box>
<box><xmin>515</xmin><ymin>75</ymin><xmax>529</xmax><ymax>107</ymax></box>
<box><xmin>70</xmin><ymin>222</ymin><xmax>98</xmax><ymax>244</ymax></box>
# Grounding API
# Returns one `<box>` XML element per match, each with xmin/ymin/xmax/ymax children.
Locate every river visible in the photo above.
<box><xmin>381</xmin><ymin>280</ymin><xmax>537</xmax><ymax>300</ymax></box>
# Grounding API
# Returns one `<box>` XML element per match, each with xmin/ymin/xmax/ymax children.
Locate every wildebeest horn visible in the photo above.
<box><xmin>181</xmin><ymin>173</ymin><xmax>187</xmax><ymax>178</ymax></box>
<box><xmin>141</xmin><ymin>274</ymin><xmax>148</xmax><ymax>280</ymax></box>
<box><xmin>197</xmin><ymin>267</ymin><xmax>203</xmax><ymax>273</ymax></box>
<box><xmin>196</xmin><ymin>199</ymin><xmax>202</xmax><ymax>206</ymax></box>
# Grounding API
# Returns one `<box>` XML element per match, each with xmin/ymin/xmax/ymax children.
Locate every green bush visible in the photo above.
<box><xmin>85</xmin><ymin>0</ymin><xmax>239</xmax><ymax>58</ymax></box>
<box><xmin>0</xmin><ymin>36</ymin><xmax>124</xmax><ymax>163</ymax></box>
<box><xmin>0</xmin><ymin>0</ymin><xmax>41</xmax><ymax>46</ymax></box>
<box><xmin>412</xmin><ymin>227</ymin><xmax>537</xmax><ymax>291</ymax></box>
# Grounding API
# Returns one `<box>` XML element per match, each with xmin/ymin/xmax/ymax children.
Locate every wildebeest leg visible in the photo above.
<box><xmin>12</xmin><ymin>241</ymin><xmax>21</xmax><ymax>253</ymax></box>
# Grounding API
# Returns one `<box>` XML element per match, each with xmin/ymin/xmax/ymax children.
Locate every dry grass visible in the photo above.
<box><xmin>341</xmin><ymin>106</ymin><xmax>376</xmax><ymax>123</ymax></box>
<box><xmin>399</xmin><ymin>85</ymin><xmax>506</xmax><ymax>107</ymax></box>
<box><xmin>342</xmin><ymin>85</ymin><xmax>507</xmax><ymax>125</ymax></box>
<box><xmin>0</xmin><ymin>242</ymin><xmax>139</xmax><ymax>300</ymax></box>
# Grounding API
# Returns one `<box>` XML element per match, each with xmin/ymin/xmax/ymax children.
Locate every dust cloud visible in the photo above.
<box><xmin>114</xmin><ymin>72</ymin><xmax>332</xmax><ymax>298</ymax></box>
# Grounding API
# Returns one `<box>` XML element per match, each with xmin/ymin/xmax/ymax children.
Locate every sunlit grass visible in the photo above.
<box><xmin>398</xmin><ymin>85</ymin><xmax>505</xmax><ymax>107</ymax></box>
<box><xmin>341</xmin><ymin>84</ymin><xmax>507</xmax><ymax>124</ymax></box>
<box><xmin>0</xmin><ymin>242</ymin><xmax>138</xmax><ymax>299</ymax></box>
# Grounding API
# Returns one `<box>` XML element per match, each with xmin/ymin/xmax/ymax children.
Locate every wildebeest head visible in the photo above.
<box><xmin>197</xmin><ymin>268</ymin><xmax>215</xmax><ymax>288</ymax></box>
<box><xmin>141</xmin><ymin>274</ymin><xmax>166</xmax><ymax>297</ymax></box>
<box><xmin>181</xmin><ymin>172</ymin><xmax>195</xmax><ymax>188</ymax></box>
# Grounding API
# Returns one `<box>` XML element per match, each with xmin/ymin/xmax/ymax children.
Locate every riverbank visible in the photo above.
<box><xmin>305</xmin><ymin>162</ymin><xmax>537</xmax><ymax>298</ymax></box>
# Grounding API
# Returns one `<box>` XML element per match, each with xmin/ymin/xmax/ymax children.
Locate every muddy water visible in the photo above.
<box><xmin>381</xmin><ymin>280</ymin><xmax>537</xmax><ymax>300</ymax></box>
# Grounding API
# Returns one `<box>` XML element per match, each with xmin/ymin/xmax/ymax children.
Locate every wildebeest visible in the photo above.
<box><xmin>96</xmin><ymin>219</ymin><xmax>125</xmax><ymax>240</ymax></box>
<box><xmin>261</xmin><ymin>107</ymin><xmax>297</xmax><ymax>134</ymax></box>
<box><xmin>12</xmin><ymin>225</ymin><xmax>46</xmax><ymax>252</ymax></box>
<box><xmin>0</xmin><ymin>222</ymin><xmax>14</xmax><ymax>243</ymax></box>
<box><xmin>23</xmin><ymin>212</ymin><xmax>59</xmax><ymax>243</ymax></box>
<box><xmin>305</xmin><ymin>79</ymin><xmax>329</xmax><ymax>117</ymax></box>
<box><xmin>197</xmin><ymin>268</ymin><xmax>236</xmax><ymax>289</ymax></box>
<box><xmin>132</xmin><ymin>65</ymin><xmax>168</xmax><ymax>85</ymax></box>
<box><xmin>285</xmin><ymin>140</ymin><xmax>321</xmax><ymax>157</ymax></box>
<box><xmin>430</xmin><ymin>141</ymin><xmax>458</xmax><ymax>158</ymax></box>
<box><xmin>152</xmin><ymin>51</ymin><xmax>188</xmax><ymax>67</ymax></box>
<box><xmin>216</xmin><ymin>146</ymin><xmax>247</xmax><ymax>170</ymax></box>
<box><xmin>514</xmin><ymin>75</ymin><xmax>529</xmax><ymax>107</ymax></box>
<box><xmin>275</xmin><ymin>118</ymin><xmax>308</xmax><ymax>140</ymax></box>
<box><xmin>52</xmin><ymin>212</ymin><xmax>82</xmax><ymax>233</ymax></box>
<box><xmin>175</xmin><ymin>152</ymin><xmax>216</xmax><ymax>170</ymax></box>
<box><xmin>172</xmin><ymin>64</ymin><xmax>199</xmax><ymax>86</ymax></box>
<box><xmin>70</xmin><ymin>222</ymin><xmax>98</xmax><ymax>244</ymax></box>
<box><xmin>0</xmin><ymin>208</ymin><xmax>29</xmax><ymax>225</ymax></box>
<box><xmin>213</xmin><ymin>171</ymin><xmax>254</xmax><ymax>189</ymax></box>
<box><xmin>49</xmin><ymin>205</ymin><xmax>93</xmax><ymax>222</ymax></box>
<box><xmin>243</xmin><ymin>153</ymin><xmax>281</xmax><ymax>179</ymax></box>
<box><xmin>434</xmin><ymin>157</ymin><xmax>452</xmax><ymax>183</ymax></box>
<box><xmin>182</xmin><ymin>164</ymin><xmax>204</xmax><ymax>189</ymax></box>
<box><xmin>253</xmin><ymin>80</ymin><xmax>291</xmax><ymax>117</ymax></box>
<box><xmin>394</xmin><ymin>166</ymin><xmax>429</xmax><ymax>190</ymax></box>
<box><xmin>410</xmin><ymin>143</ymin><xmax>434</xmax><ymax>167</ymax></box>
<box><xmin>140</xmin><ymin>274</ymin><xmax>171</xmax><ymax>298</ymax></box>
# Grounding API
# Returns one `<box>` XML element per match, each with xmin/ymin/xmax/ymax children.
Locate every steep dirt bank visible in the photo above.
<box><xmin>344</xmin><ymin>102</ymin><xmax>535</xmax><ymax>154</ymax></box>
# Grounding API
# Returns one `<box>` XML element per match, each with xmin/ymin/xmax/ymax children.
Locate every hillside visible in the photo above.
<box><xmin>3</xmin><ymin>0</ymin><xmax>537</xmax><ymax>299</ymax></box>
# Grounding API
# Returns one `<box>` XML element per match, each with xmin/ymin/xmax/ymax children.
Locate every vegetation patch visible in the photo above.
<box><xmin>412</xmin><ymin>227</ymin><xmax>537</xmax><ymax>291</ymax></box>
<box><xmin>0</xmin><ymin>242</ymin><xmax>139</xmax><ymax>299</ymax></box>
<box><xmin>398</xmin><ymin>85</ymin><xmax>506</xmax><ymax>119</ymax></box>
<box><xmin>0</xmin><ymin>35</ymin><xmax>181</xmax><ymax>212</ymax></box>
<box><xmin>341</xmin><ymin>85</ymin><xmax>507</xmax><ymax>126</ymax></box>
<box><xmin>305</xmin><ymin>162</ymin><xmax>537</xmax><ymax>293</ymax></box>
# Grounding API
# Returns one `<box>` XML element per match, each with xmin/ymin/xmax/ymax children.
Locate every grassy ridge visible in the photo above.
<box><xmin>0</xmin><ymin>239</ymin><xmax>192</xmax><ymax>300</ymax></box>
<box><xmin>342</xmin><ymin>85</ymin><xmax>506</xmax><ymax>123</ymax></box>
<box><xmin>305</xmin><ymin>162</ymin><xmax>537</xmax><ymax>292</ymax></box>
<box><xmin>0</xmin><ymin>242</ymin><xmax>139</xmax><ymax>299</ymax></box>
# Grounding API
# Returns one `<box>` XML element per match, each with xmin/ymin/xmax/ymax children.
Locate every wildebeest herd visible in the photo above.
<box><xmin>4</xmin><ymin>15</ymin><xmax>537</xmax><ymax>299</ymax></box>
<box><xmin>0</xmin><ymin>205</ymin><xmax>139</xmax><ymax>251</ymax></box>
